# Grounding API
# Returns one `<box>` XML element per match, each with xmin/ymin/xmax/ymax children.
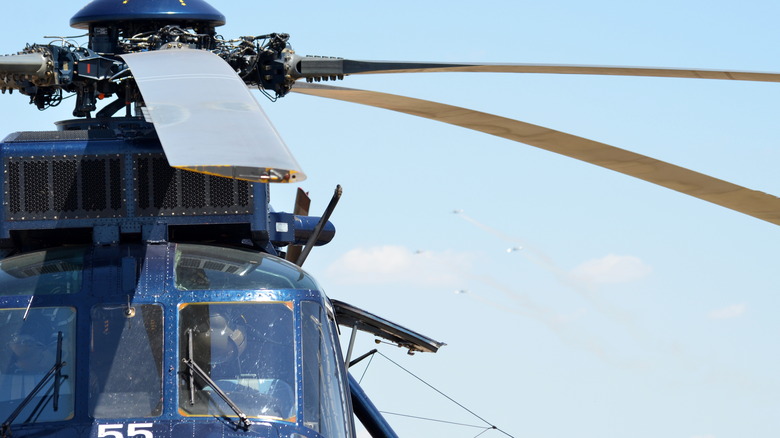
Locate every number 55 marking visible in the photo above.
<box><xmin>98</xmin><ymin>423</ymin><xmax>154</xmax><ymax>438</ymax></box>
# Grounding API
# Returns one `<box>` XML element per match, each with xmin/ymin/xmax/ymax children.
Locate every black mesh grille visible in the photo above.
<box><xmin>4</xmin><ymin>153</ymin><xmax>254</xmax><ymax>221</ymax></box>
<box><xmin>4</xmin><ymin>156</ymin><xmax>125</xmax><ymax>220</ymax></box>
<box><xmin>237</xmin><ymin>180</ymin><xmax>251</xmax><ymax>206</ymax></box>
<box><xmin>23</xmin><ymin>161</ymin><xmax>49</xmax><ymax>214</ymax></box>
<box><xmin>82</xmin><ymin>159</ymin><xmax>107</xmax><ymax>211</ymax></box>
<box><xmin>210</xmin><ymin>175</ymin><xmax>233</xmax><ymax>208</ymax></box>
<box><xmin>52</xmin><ymin>160</ymin><xmax>78</xmax><ymax>212</ymax></box>
<box><xmin>109</xmin><ymin>159</ymin><xmax>122</xmax><ymax>210</ymax></box>
<box><xmin>133</xmin><ymin>154</ymin><xmax>254</xmax><ymax>216</ymax></box>
<box><xmin>181</xmin><ymin>171</ymin><xmax>206</xmax><ymax>209</ymax></box>
<box><xmin>8</xmin><ymin>161</ymin><xmax>21</xmax><ymax>214</ymax></box>
<box><xmin>152</xmin><ymin>157</ymin><xmax>178</xmax><ymax>209</ymax></box>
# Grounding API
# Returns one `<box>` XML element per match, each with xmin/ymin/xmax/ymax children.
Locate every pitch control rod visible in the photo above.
<box><xmin>295</xmin><ymin>185</ymin><xmax>342</xmax><ymax>267</ymax></box>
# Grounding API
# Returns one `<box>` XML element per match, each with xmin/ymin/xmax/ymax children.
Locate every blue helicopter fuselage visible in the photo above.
<box><xmin>0</xmin><ymin>1</ymin><xmax>436</xmax><ymax>435</ymax></box>
<box><xmin>0</xmin><ymin>123</ymin><xmax>356</xmax><ymax>438</ymax></box>
<box><xmin>0</xmin><ymin>242</ymin><xmax>355</xmax><ymax>438</ymax></box>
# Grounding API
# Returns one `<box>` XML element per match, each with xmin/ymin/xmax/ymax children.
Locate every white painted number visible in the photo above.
<box><xmin>127</xmin><ymin>424</ymin><xmax>154</xmax><ymax>438</ymax></box>
<box><xmin>98</xmin><ymin>425</ymin><xmax>123</xmax><ymax>438</ymax></box>
<box><xmin>98</xmin><ymin>424</ymin><xmax>153</xmax><ymax>438</ymax></box>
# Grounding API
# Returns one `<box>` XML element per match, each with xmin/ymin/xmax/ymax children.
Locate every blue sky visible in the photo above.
<box><xmin>2</xmin><ymin>1</ymin><xmax>780</xmax><ymax>437</ymax></box>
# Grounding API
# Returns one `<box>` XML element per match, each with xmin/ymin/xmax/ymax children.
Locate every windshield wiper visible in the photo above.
<box><xmin>183</xmin><ymin>329</ymin><xmax>252</xmax><ymax>430</ymax></box>
<box><xmin>1</xmin><ymin>332</ymin><xmax>66</xmax><ymax>438</ymax></box>
<box><xmin>53</xmin><ymin>331</ymin><xmax>63</xmax><ymax>411</ymax></box>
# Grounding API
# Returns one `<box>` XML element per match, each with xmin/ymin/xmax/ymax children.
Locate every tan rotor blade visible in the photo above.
<box><xmin>285</xmin><ymin>188</ymin><xmax>311</xmax><ymax>263</ymax></box>
<box><xmin>294</xmin><ymin>58</ymin><xmax>780</xmax><ymax>83</ymax></box>
<box><xmin>292</xmin><ymin>82</ymin><xmax>780</xmax><ymax>226</ymax></box>
<box><xmin>121</xmin><ymin>48</ymin><xmax>305</xmax><ymax>183</ymax></box>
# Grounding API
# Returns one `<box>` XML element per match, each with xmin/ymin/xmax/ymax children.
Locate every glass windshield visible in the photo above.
<box><xmin>0</xmin><ymin>247</ymin><xmax>84</xmax><ymax>296</ymax></box>
<box><xmin>89</xmin><ymin>304</ymin><xmax>163</xmax><ymax>418</ymax></box>
<box><xmin>301</xmin><ymin>301</ymin><xmax>352</xmax><ymax>437</ymax></box>
<box><xmin>174</xmin><ymin>244</ymin><xmax>318</xmax><ymax>291</ymax></box>
<box><xmin>179</xmin><ymin>302</ymin><xmax>296</xmax><ymax>422</ymax></box>
<box><xmin>0</xmin><ymin>307</ymin><xmax>76</xmax><ymax>424</ymax></box>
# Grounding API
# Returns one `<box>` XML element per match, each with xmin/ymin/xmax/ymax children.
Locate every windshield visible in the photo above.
<box><xmin>301</xmin><ymin>301</ymin><xmax>352</xmax><ymax>437</ymax></box>
<box><xmin>0</xmin><ymin>247</ymin><xmax>84</xmax><ymax>296</ymax></box>
<box><xmin>0</xmin><ymin>307</ymin><xmax>76</xmax><ymax>425</ymax></box>
<box><xmin>179</xmin><ymin>302</ymin><xmax>296</xmax><ymax>422</ymax></box>
<box><xmin>89</xmin><ymin>304</ymin><xmax>164</xmax><ymax>418</ymax></box>
<box><xmin>174</xmin><ymin>244</ymin><xmax>318</xmax><ymax>291</ymax></box>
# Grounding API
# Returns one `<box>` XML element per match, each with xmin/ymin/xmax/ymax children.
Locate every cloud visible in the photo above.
<box><xmin>708</xmin><ymin>304</ymin><xmax>747</xmax><ymax>320</ymax></box>
<box><xmin>325</xmin><ymin>245</ymin><xmax>473</xmax><ymax>287</ymax></box>
<box><xmin>569</xmin><ymin>254</ymin><xmax>652</xmax><ymax>285</ymax></box>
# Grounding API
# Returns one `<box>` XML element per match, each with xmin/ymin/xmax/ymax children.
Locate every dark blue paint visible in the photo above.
<box><xmin>0</xmin><ymin>243</ymin><xmax>348</xmax><ymax>437</ymax></box>
<box><xmin>70</xmin><ymin>0</ymin><xmax>226</xmax><ymax>29</ymax></box>
<box><xmin>0</xmin><ymin>0</ymin><xmax>399</xmax><ymax>432</ymax></box>
<box><xmin>0</xmin><ymin>120</ymin><xmax>333</xmax><ymax>251</ymax></box>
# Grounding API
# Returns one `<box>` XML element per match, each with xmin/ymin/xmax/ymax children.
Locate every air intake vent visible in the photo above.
<box><xmin>4</xmin><ymin>153</ymin><xmax>254</xmax><ymax>223</ymax></box>
<box><xmin>5</xmin><ymin>155</ymin><xmax>125</xmax><ymax>220</ymax></box>
<box><xmin>134</xmin><ymin>155</ymin><xmax>253</xmax><ymax>216</ymax></box>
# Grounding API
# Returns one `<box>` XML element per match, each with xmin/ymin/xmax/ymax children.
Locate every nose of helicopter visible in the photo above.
<box><xmin>69</xmin><ymin>0</ymin><xmax>226</xmax><ymax>29</ymax></box>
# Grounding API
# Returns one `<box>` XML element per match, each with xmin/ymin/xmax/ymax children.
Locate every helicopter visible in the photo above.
<box><xmin>0</xmin><ymin>0</ymin><xmax>776</xmax><ymax>438</ymax></box>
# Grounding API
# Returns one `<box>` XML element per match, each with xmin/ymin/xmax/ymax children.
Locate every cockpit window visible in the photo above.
<box><xmin>0</xmin><ymin>307</ymin><xmax>76</xmax><ymax>425</ymax></box>
<box><xmin>89</xmin><ymin>304</ymin><xmax>163</xmax><ymax>418</ymax></box>
<box><xmin>179</xmin><ymin>302</ymin><xmax>297</xmax><ymax>422</ymax></box>
<box><xmin>0</xmin><ymin>247</ymin><xmax>84</xmax><ymax>296</ymax></box>
<box><xmin>301</xmin><ymin>301</ymin><xmax>352</xmax><ymax>437</ymax></box>
<box><xmin>174</xmin><ymin>244</ymin><xmax>318</xmax><ymax>291</ymax></box>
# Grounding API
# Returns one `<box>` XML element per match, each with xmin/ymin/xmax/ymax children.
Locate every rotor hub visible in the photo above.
<box><xmin>69</xmin><ymin>0</ymin><xmax>226</xmax><ymax>30</ymax></box>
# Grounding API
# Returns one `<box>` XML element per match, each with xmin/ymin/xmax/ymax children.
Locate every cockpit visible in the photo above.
<box><xmin>0</xmin><ymin>243</ymin><xmax>354</xmax><ymax>437</ymax></box>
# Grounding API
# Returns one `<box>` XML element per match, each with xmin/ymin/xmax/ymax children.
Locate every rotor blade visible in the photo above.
<box><xmin>293</xmin><ymin>57</ymin><xmax>780</xmax><ymax>83</ymax></box>
<box><xmin>285</xmin><ymin>188</ymin><xmax>311</xmax><ymax>263</ymax></box>
<box><xmin>0</xmin><ymin>52</ymin><xmax>54</xmax><ymax>89</ymax></box>
<box><xmin>0</xmin><ymin>53</ymin><xmax>50</xmax><ymax>76</ymax></box>
<box><xmin>121</xmin><ymin>48</ymin><xmax>305</xmax><ymax>183</ymax></box>
<box><xmin>292</xmin><ymin>82</ymin><xmax>780</xmax><ymax>226</ymax></box>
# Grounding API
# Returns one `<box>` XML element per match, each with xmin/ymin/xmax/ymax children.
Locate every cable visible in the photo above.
<box><xmin>380</xmin><ymin>411</ymin><xmax>486</xmax><ymax>429</ymax></box>
<box><xmin>357</xmin><ymin>351</ymin><xmax>375</xmax><ymax>385</ymax></box>
<box><xmin>376</xmin><ymin>351</ymin><xmax>515</xmax><ymax>437</ymax></box>
<box><xmin>473</xmin><ymin>427</ymin><xmax>497</xmax><ymax>438</ymax></box>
